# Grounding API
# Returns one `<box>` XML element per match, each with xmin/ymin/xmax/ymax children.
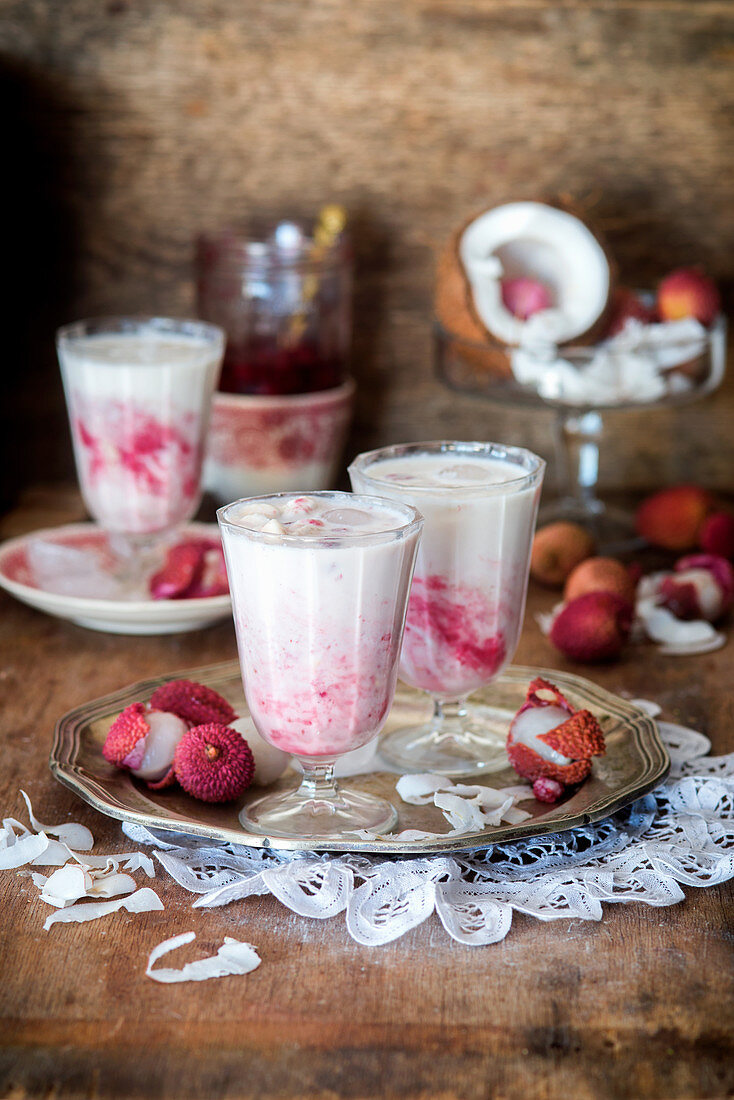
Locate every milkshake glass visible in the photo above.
<box><xmin>349</xmin><ymin>441</ymin><xmax>545</xmax><ymax>775</ymax></box>
<box><xmin>57</xmin><ymin>317</ymin><xmax>224</xmax><ymax>583</ymax></box>
<box><xmin>218</xmin><ymin>491</ymin><xmax>423</xmax><ymax>839</ymax></box>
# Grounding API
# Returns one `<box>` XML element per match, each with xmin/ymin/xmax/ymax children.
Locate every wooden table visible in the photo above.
<box><xmin>1</xmin><ymin>490</ymin><xmax>732</xmax><ymax>1100</ymax></box>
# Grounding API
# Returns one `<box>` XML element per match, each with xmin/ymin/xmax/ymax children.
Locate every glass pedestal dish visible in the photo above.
<box><xmin>435</xmin><ymin>312</ymin><xmax>727</xmax><ymax>551</ymax></box>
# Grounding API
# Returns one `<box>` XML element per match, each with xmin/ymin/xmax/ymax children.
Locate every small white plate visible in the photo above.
<box><xmin>0</xmin><ymin>522</ymin><xmax>232</xmax><ymax>635</ymax></box>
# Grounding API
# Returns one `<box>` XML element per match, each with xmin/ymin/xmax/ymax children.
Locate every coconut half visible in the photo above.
<box><xmin>436</xmin><ymin>201</ymin><xmax>613</xmax><ymax>377</ymax></box>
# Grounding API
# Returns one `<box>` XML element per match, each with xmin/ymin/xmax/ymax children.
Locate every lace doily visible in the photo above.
<box><xmin>122</xmin><ymin>703</ymin><xmax>734</xmax><ymax>947</ymax></box>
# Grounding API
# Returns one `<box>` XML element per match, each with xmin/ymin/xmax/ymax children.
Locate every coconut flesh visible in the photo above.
<box><xmin>458</xmin><ymin>202</ymin><xmax>612</xmax><ymax>349</ymax></box>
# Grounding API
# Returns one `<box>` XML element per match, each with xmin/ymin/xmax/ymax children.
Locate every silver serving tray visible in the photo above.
<box><xmin>51</xmin><ymin>661</ymin><xmax>669</xmax><ymax>855</ymax></box>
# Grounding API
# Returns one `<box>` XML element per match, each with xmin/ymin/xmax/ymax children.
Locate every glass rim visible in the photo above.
<box><xmin>348</xmin><ymin>440</ymin><xmax>546</xmax><ymax>496</ymax></box>
<box><xmin>217</xmin><ymin>491</ymin><xmax>424</xmax><ymax>547</ymax></box>
<box><xmin>56</xmin><ymin>315</ymin><xmax>226</xmax><ymax>348</ymax></box>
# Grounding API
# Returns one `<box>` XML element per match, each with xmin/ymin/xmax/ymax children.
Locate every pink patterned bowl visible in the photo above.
<box><xmin>203</xmin><ymin>379</ymin><xmax>356</xmax><ymax>503</ymax></box>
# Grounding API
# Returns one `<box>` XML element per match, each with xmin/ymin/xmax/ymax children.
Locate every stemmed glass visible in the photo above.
<box><xmin>435</xmin><ymin>315</ymin><xmax>727</xmax><ymax>549</ymax></box>
<box><xmin>349</xmin><ymin>441</ymin><xmax>545</xmax><ymax>776</ymax></box>
<box><xmin>57</xmin><ymin>316</ymin><xmax>224</xmax><ymax>591</ymax></box>
<box><xmin>218</xmin><ymin>491</ymin><xmax>423</xmax><ymax>839</ymax></box>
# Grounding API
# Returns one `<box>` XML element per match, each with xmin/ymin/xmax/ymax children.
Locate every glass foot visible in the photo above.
<box><xmin>378</xmin><ymin>700</ymin><xmax>509</xmax><ymax>777</ymax></box>
<box><xmin>240</xmin><ymin>784</ymin><xmax>398</xmax><ymax>840</ymax></box>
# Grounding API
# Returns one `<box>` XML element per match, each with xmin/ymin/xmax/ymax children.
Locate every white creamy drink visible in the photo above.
<box><xmin>58</xmin><ymin>321</ymin><xmax>223</xmax><ymax>536</ymax></box>
<box><xmin>218</xmin><ymin>492</ymin><xmax>423</xmax><ymax>759</ymax></box>
<box><xmin>349</xmin><ymin>442</ymin><xmax>545</xmax><ymax>775</ymax></box>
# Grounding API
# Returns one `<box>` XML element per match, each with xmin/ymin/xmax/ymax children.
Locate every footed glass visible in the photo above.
<box><xmin>57</xmin><ymin>316</ymin><xmax>224</xmax><ymax>591</ymax></box>
<box><xmin>349</xmin><ymin>441</ymin><xmax>545</xmax><ymax>776</ymax></box>
<box><xmin>218</xmin><ymin>491</ymin><xmax>423</xmax><ymax>839</ymax></box>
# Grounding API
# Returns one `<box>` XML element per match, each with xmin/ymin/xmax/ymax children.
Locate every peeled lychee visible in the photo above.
<box><xmin>657</xmin><ymin>267</ymin><xmax>721</xmax><ymax>328</ymax></box>
<box><xmin>173</xmin><ymin>723</ymin><xmax>255</xmax><ymax>803</ymax></box>
<box><xmin>231</xmin><ymin>716</ymin><xmax>291</xmax><ymax>787</ymax></box>
<box><xmin>699</xmin><ymin>512</ymin><xmax>734</xmax><ymax>560</ymax></box>
<box><xmin>635</xmin><ymin>486</ymin><xmax>713</xmax><ymax>551</ymax></box>
<box><xmin>501</xmin><ymin>277</ymin><xmax>553</xmax><ymax>321</ymax></box>
<box><xmin>530</xmin><ymin>522</ymin><xmax>595</xmax><ymax>587</ymax></box>
<box><xmin>659</xmin><ymin>553</ymin><xmax>734</xmax><ymax>623</ymax></box>
<box><xmin>549</xmin><ymin>591</ymin><xmax>633</xmax><ymax>662</ymax></box>
<box><xmin>564</xmin><ymin>556</ymin><xmax>637</xmax><ymax>604</ymax></box>
<box><xmin>102</xmin><ymin>703</ymin><xmax>187</xmax><ymax>789</ymax></box>
<box><xmin>506</xmin><ymin>677</ymin><xmax>605</xmax><ymax>791</ymax></box>
<box><xmin>605</xmin><ymin>287</ymin><xmax>655</xmax><ymax>336</ymax></box>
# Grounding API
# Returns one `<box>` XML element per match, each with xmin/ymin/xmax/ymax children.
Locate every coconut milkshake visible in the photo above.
<box><xmin>218</xmin><ymin>491</ymin><xmax>423</xmax><ymax>838</ymax></box>
<box><xmin>349</xmin><ymin>442</ymin><xmax>545</xmax><ymax>774</ymax></box>
<box><xmin>58</xmin><ymin>320</ymin><xmax>224</xmax><ymax>536</ymax></box>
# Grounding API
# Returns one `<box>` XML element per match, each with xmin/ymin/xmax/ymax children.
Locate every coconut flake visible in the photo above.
<box><xmin>43</xmin><ymin>887</ymin><xmax>163</xmax><ymax>931</ymax></box>
<box><xmin>20</xmin><ymin>791</ymin><xmax>94</xmax><ymax>851</ymax></box>
<box><xmin>38</xmin><ymin>863</ymin><xmax>138</xmax><ymax>908</ymax></box>
<box><xmin>145</xmin><ymin>931</ymin><xmax>261</xmax><ymax>984</ymax></box>
<box><xmin>0</xmin><ymin>831</ymin><xmax>49</xmax><ymax>869</ymax></box>
<box><xmin>639</xmin><ymin>605</ymin><xmax>726</xmax><ymax>655</ymax></box>
<box><xmin>395</xmin><ymin>774</ymin><xmax>451</xmax><ymax>805</ymax></box>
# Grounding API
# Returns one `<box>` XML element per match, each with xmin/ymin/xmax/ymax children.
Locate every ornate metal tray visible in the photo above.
<box><xmin>50</xmin><ymin>660</ymin><xmax>669</xmax><ymax>855</ymax></box>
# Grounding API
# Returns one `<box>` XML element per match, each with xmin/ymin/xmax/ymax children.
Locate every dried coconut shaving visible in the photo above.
<box><xmin>145</xmin><ymin>931</ymin><xmax>261</xmax><ymax>983</ymax></box>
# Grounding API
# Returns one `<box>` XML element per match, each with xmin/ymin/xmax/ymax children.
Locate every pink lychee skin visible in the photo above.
<box><xmin>699</xmin><ymin>513</ymin><xmax>734</xmax><ymax>560</ymax></box>
<box><xmin>549</xmin><ymin>592</ymin><xmax>633</xmax><ymax>663</ymax></box>
<box><xmin>660</xmin><ymin>553</ymin><xmax>734</xmax><ymax>622</ymax></box>
<box><xmin>657</xmin><ymin>268</ymin><xmax>721</xmax><ymax>328</ymax></box>
<box><xmin>501</xmin><ymin>277</ymin><xmax>553</xmax><ymax>321</ymax></box>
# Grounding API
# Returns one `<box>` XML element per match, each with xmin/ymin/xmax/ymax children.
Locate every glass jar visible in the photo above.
<box><xmin>196</xmin><ymin>218</ymin><xmax>352</xmax><ymax>397</ymax></box>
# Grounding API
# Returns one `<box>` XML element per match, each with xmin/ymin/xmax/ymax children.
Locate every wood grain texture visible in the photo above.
<box><xmin>1</xmin><ymin>0</ymin><xmax>733</xmax><ymax>511</ymax></box>
<box><xmin>0</xmin><ymin>489</ymin><xmax>733</xmax><ymax>1099</ymax></box>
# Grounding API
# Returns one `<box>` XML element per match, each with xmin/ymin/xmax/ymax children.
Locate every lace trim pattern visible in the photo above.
<box><xmin>122</xmin><ymin>715</ymin><xmax>734</xmax><ymax>946</ymax></box>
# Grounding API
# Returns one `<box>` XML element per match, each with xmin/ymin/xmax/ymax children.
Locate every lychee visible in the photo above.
<box><xmin>549</xmin><ymin>592</ymin><xmax>633</xmax><ymax>662</ymax></box>
<box><xmin>506</xmin><ymin>677</ymin><xmax>605</xmax><ymax>790</ymax></box>
<box><xmin>605</xmin><ymin>287</ymin><xmax>655</xmax><ymax>336</ymax></box>
<box><xmin>530</xmin><ymin>522</ymin><xmax>596</xmax><ymax>587</ymax></box>
<box><xmin>699</xmin><ymin>512</ymin><xmax>734</xmax><ymax>560</ymax></box>
<box><xmin>501</xmin><ymin>277</ymin><xmax>553</xmax><ymax>321</ymax></box>
<box><xmin>102</xmin><ymin>703</ymin><xmax>187</xmax><ymax>789</ymax></box>
<box><xmin>657</xmin><ymin>267</ymin><xmax>721</xmax><ymax>328</ymax></box>
<box><xmin>635</xmin><ymin>485</ymin><xmax>713</xmax><ymax>551</ymax></box>
<box><xmin>149</xmin><ymin>679</ymin><xmax>237</xmax><ymax>728</ymax></box>
<box><xmin>564</xmin><ymin>556</ymin><xmax>637</xmax><ymax>604</ymax></box>
<box><xmin>231</xmin><ymin>716</ymin><xmax>291</xmax><ymax>786</ymax></box>
<box><xmin>149</xmin><ymin>539</ymin><xmax>229</xmax><ymax>600</ymax></box>
<box><xmin>659</xmin><ymin>553</ymin><xmax>734</xmax><ymax>623</ymax></box>
<box><xmin>173</xmin><ymin>723</ymin><xmax>255</xmax><ymax>803</ymax></box>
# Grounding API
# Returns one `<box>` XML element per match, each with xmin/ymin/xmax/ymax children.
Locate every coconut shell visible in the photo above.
<box><xmin>435</xmin><ymin>198</ymin><xmax>616</xmax><ymax>381</ymax></box>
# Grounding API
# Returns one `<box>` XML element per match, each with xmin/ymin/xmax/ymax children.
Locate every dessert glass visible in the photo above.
<box><xmin>349</xmin><ymin>441</ymin><xmax>545</xmax><ymax>776</ymax></box>
<box><xmin>218</xmin><ymin>491</ymin><xmax>423</xmax><ymax>839</ymax></box>
<box><xmin>57</xmin><ymin>316</ymin><xmax>224</xmax><ymax>589</ymax></box>
<box><xmin>435</xmin><ymin>313</ymin><xmax>727</xmax><ymax>550</ymax></box>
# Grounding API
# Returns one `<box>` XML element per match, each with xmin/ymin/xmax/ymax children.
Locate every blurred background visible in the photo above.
<box><xmin>1</xmin><ymin>0</ymin><xmax>732</xmax><ymax>513</ymax></box>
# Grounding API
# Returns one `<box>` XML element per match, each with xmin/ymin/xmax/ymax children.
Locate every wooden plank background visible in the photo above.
<box><xmin>1</xmin><ymin>0</ymin><xmax>733</xmax><ymax>510</ymax></box>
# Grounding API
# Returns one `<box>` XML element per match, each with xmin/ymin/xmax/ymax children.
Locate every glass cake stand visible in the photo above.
<box><xmin>435</xmin><ymin>313</ymin><xmax>727</xmax><ymax>551</ymax></box>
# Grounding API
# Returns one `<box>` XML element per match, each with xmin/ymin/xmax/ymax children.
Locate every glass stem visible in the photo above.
<box><xmin>296</xmin><ymin>758</ymin><xmax>340</xmax><ymax>804</ymax></box>
<box><xmin>431</xmin><ymin>697</ymin><xmax>470</xmax><ymax>737</ymax></box>
<box><xmin>554</xmin><ymin>409</ymin><xmax>605</xmax><ymax>517</ymax></box>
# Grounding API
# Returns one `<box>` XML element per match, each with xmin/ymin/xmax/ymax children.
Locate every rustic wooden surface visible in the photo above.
<box><xmin>1</xmin><ymin>0</ymin><xmax>734</xmax><ymax>513</ymax></box>
<box><xmin>1</xmin><ymin>490</ymin><xmax>733</xmax><ymax>1100</ymax></box>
